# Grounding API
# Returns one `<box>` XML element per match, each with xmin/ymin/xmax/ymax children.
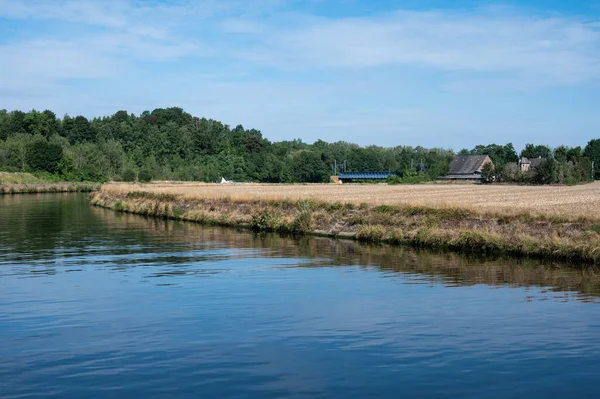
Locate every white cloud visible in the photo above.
<box><xmin>0</xmin><ymin>39</ymin><xmax>123</xmax><ymax>80</ymax></box>
<box><xmin>228</xmin><ymin>9</ymin><xmax>600</xmax><ymax>87</ymax></box>
<box><xmin>0</xmin><ymin>0</ymin><xmax>130</xmax><ymax>27</ymax></box>
<box><xmin>2</xmin><ymin>1</ymin><xmax>599</xmax><ymax>87</ymax></box>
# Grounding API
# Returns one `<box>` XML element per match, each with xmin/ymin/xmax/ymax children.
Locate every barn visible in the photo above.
<box><xmin>440</xmin><ymin>155</ymin><xmax>494</xmax><ymax>181</ymax></box>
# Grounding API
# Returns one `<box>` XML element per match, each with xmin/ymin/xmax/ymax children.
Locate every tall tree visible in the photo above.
<box><xmin>469</xmin><ymin>143</ymin><xmax>518</xmax><ymax>165</ymax></box>
<box><xmin>521</xmin><ymin>143</ymin><xmax>552</xmax><ymax>159</ymax></box>
<box><xmin>63</xmin><ymin>115</ymin><xmax>95</xmax><ymax>144</ymax></box>
<box><xmin>584</xmin><ymin>139</ymin><xmax>600</xmax><ymax>179</ymax></box>
<box><xmin>290</xmin><ymin>151</ymin><xmax>329</xmax><ymax>183</ymax></box>
<box><xmin>9</xmin><ymin>110</ymin><xmax>27</xmax><ymax>135</ymax></box>
<box><xmin>0</xmin><ymin>110</ymin><xmax>9</xmax><ymax>141</ymax></box>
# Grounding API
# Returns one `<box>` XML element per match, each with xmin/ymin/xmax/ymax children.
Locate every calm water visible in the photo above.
<box><xmin>1</xmin><ymin>194</ymin><xmax>600</xmax><ymax>398</ymax></box>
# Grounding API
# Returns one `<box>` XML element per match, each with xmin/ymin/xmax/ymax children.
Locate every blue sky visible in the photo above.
<box><xmin>1</xmin><ymin>0</ymin><xmax>600</xmax><ymax>150</ymax></box>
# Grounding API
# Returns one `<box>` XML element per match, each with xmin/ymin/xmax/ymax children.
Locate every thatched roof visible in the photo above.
<box><xmin>448</xmin><ymin>155</ymin><xmax>492</xmax><ymax>175</ymax></box>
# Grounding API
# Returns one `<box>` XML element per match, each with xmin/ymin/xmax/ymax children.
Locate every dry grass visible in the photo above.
<box><xmin>101</xmin><ymin>181</ymin><xmax>600</xmax><ymax>221</ymax></box>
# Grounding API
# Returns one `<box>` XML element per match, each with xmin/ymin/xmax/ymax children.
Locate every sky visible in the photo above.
<box><xmin>1</xmin><ymin>0</ymin><xmax>600</xmax><ymax>150</ymax></box>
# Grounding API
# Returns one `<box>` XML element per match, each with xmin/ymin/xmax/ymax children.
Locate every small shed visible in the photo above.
<box><xmin>440</xmin><ymin>155</ymin><xmax>493</xmax><ymax>181</ymax></box>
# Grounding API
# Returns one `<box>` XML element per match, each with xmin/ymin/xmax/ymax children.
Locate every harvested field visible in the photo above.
<box><xmin>101</xmin><ymin>181</ymin><xmax>600</xmax><ymax>221</ymax></box>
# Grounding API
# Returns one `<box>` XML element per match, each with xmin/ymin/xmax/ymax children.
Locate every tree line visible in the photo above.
<box><xmin>0</xmin><ymin>108</ymin><xmax>598</xmax><ymax>184</ymax></box>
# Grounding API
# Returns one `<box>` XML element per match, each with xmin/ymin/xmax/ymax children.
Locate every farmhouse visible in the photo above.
<box><xmin>440</xmin><ymin>155</ymin><xmax>493</xmax><ymax>181</ymax></box>
<box><xmin>518</xmin><ymin>157</ymin><xmax>546</xmax><ymax>172</ymax></box>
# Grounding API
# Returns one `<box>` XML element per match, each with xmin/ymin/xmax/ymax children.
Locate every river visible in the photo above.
<box><xmin>1</xmin><ymin>193</ymin><xmax>599</xmax><ymax>398</ymax></box>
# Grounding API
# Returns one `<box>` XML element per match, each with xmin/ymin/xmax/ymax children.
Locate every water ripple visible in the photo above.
<box><xmin>1</xmin><ymin>194</ymin><xmax>600</xmax><ymax>398</ymax></box>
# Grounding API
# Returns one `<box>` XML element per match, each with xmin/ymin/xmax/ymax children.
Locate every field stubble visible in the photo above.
<box><xmin>102</xmin><ymin>182</ymin><xmax>600</xmax><ymax>221</ymax></box>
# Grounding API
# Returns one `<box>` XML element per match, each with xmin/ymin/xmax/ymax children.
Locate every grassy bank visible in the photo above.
<box><xmin>102</xmin><ymin>182</ymin><xmax>600</xmax><ymax>222</ymax></box>
<box><xmin>1</xmin><ymin>183</ymin><xmax>100</xmax><ymax>195</ymax></box>
<box><xmin>90</xmin><ymin>190</ymin><xmax>600</xmax><ymax>264</ymax></box>
<box><xmin>0</xmin><ymin>171</ymin><xmax>66</xmax><ymax>184</ymax></box>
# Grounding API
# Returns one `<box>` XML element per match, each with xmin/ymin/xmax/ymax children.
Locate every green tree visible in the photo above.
<box><xmin>521</xmin><ymin>143</ymin><xmax>552</xmax><ymax>159</ymax></box>
<box><xmin>2</xmin><ymin>133</ymin><xmax>35</xmax><ymax>169</ymax></box>
<box><xmin>25</xmin><ymin>137</ymin><xmax>64</xmax><ymax>173</ymax></box>
<box><xmin>0</xmin><ymin>110</ymin><xmax>10</xmax><ymax>140</ymax></box>
<box><xmin>138</xmin><ymin>169</ymin><xmax>153</xmax><ymax>182</ymax></box>
<box><xmin>122</xmin><ymin>169</ymin><xmax>136</xmax><ymax>182</ymax></box>
<box><xmin>63</xmin><ymin>115</ymin><xmax>95</xmax><ymax>144</ymax></box>
<box><xmin>532</xmin><ymin>158</ymin><xmax>559</xmax><ymax>184</ymax></box>
<box><xmin>584</xmin><ymin>139</ymin><xmax>600</xmax><ymax>179</ymax></box>
<box><xmin>553</xmin><ymin>145</ymin><xmax>582</xmax><ymax>163</ymax></box>
<box><xmin>290</xmin><ymin>151</ymin><xmax>329</xmax><ymax>183</ymax></box>
<box><xmin>469</xmin><ymin>143</ymin><xmax>518</xmax><ymax>165</ymax></box>
<box><xmin>480</xmin><ymin>162</ymin><xmax>495</xmax><ymax>183</ymax></box>
<box><xmin>23</xmin><ymin>109</ymin><xmax>60</xmax><ymax>137</ymax></box>
<box><xmin>9</xmin><ymin>110</ymin><xmax>27</xmax><ymax>136</ymax></box>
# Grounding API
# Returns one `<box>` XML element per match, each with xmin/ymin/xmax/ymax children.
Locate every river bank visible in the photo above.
<box><xmin>90</xmin><ymin>190</ymin><xmax>600</xmax><ymax>264</ymax></box>
<box><xmin>1</xmin><ymin>183</ymin><xmax>100</xmax><ymax>195</ymax></box>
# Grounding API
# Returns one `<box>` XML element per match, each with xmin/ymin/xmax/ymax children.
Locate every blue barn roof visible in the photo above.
<box><xmin>338</xmin><ymin>172</ymin><xmax>394</xmax><ymax>180</ymax></box>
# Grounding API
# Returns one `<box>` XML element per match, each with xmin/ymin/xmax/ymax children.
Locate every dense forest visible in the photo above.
<box><xmin>0</xmin><ymin>107</ymin><xmax>598</xmax><ymax>184</ymax></box>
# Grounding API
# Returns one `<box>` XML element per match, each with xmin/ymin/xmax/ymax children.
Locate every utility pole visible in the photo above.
<box><xmin>593</xmin><ymin>161</ymin><xmax>595</xmax><ymax>180</ymax></box>
<box><xmin>334</xmin><ymin>159</ymin><xmax>338</xmax><ymax>175</ymax></box>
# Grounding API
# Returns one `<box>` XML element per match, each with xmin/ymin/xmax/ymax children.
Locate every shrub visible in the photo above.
<box><xmin>122</xmin><ymin>170</ymin><xmax>136</xmax><ymax>182</ymax></box>
<box><xmin>25</xmin><ymin>139</ymin><xmax>63</xmax><ymax>173</ymax></box>
<box><xmin>138</xmin><ymin>169</ymin><xmax>153</xmax><ymax>183</ymax></box>
<box><xmin>291</xmin><ymin>200</ymin><xmax>312</xmax><ymax>234</ymax></box>
<box><xmin>374</xmin><ymin>204</ymin><xmax>397</xmax><ymax>214</ymax></box>
<box><xmin>251</xmin><ymin>211</ymin><xmax>283</xmax><ymax>232</ymax></box>
<box><xmin>172</xmin><ymin>206</ymin><xmax>184</xmax><ymax>218</ymax></box>
<box><xmin>356</xmin><ymin>225</ymin><xmax>385</xmax><ymax>242</ymax></box>
<box><xmin>480</xmin><ymin>163</ymin><xmax>495</xmax><ymax>184</ymax></box>
<box><xmin>386</xmin><ymin>175</ymin><xmax>403</xmax><ymax>185</ymax></box>
<box><xmin>326</xmin><ymin>202</ymin><xmax>344</xmax><ymax>212</ymax></box>
<box><xmin>531</xmin><ymin>158</ymin><xmax>559</xmax><ymax>184</ymax></box>
<box><xmin>387</xmin><ymin>173</ymin><xmax>429</xmax><ymax>185</ymax></box>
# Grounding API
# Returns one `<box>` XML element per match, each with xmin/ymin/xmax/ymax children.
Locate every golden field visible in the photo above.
<box><xmin>101</xmin><ymin>181</ymin><xmax>600</xmax><ymax>221</ymax></box>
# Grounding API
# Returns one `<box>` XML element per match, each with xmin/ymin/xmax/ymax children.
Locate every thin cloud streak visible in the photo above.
<box><xmin>229</xmin><ymin>10</ymin><xmax>600</xmax><ymax>87</ymax></box>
